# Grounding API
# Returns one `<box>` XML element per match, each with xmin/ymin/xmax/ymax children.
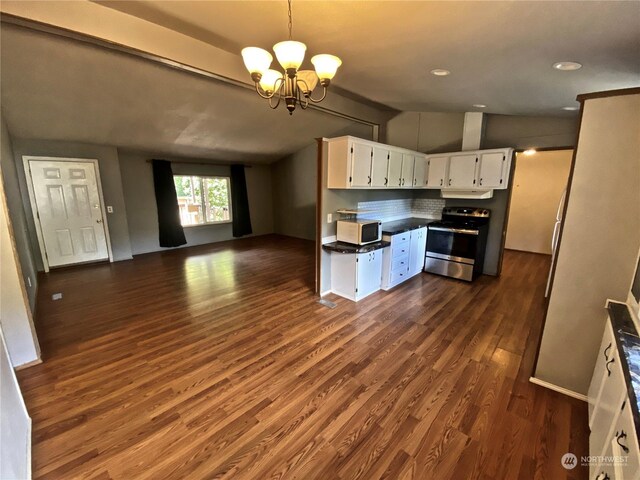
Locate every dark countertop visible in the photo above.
<box><xmin>381</xmin><ymin>217</ymin><xmax>436</xmax><ymax>236</ymax></box>
<box><xmin>322</xmin><ymin>241</ymin><xmax>390</xmax><ymax>254</ymax></box>
<box><xmin>608</xmin><ymin>301</ymin><xmax>640</xmax><ymax>441</ymax></box>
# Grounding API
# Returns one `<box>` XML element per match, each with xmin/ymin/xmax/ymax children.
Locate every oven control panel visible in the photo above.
<box><xmin>442</xmin><ymin>207</ymin><xmax>490</xmax><ymax>218</ymax></box>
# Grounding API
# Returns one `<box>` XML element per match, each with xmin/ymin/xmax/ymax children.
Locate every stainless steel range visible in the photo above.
<box><xmin>424</xmin><ymin>207</ymin><xmax>490</xmax><ymax>281</ymax></box>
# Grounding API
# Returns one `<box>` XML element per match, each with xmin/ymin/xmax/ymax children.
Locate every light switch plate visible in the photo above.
<box><xmin>52</xmin><ymin>293</ymin><xmax>63</xmax><ymax>301</ymax></box>
<box><xmin>327</xmin><ymin>213</ymin><xmax>332</xmax><ymax>223</ymax></box>
<box><xmin>107</xmin><ymin>206</ymin><xmax>114</xmax><ymax>213</ymax></box>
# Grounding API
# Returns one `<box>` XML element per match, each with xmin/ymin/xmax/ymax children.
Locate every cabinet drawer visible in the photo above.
<box><xmin>391</xmin><ymin>255</ymin><xmax>409</xmax><ymax>272</ymax></box>
<box><xmin>391</xmin><ymin>239</ymin><xmax>410</xmax><ymax>257</ymax></box>
<box><xmin>390</xmin><ymin>268</ymin><xmax>409</xmax><ymax>285</ymax></box>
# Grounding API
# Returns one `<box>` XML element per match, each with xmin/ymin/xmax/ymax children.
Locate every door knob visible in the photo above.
<box><xmin>96</xmin><ymin>219</ymin><xmax>103</xmax><ymax>224</ymax></box>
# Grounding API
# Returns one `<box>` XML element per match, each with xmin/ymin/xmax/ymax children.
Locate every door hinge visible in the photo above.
<box><xmin>349</xmin><ymin>176</ymin><xmax>352</xmax><ymax>184</ymax></box>
<box><xmin>503</xmin><ymin>155</ymin><xmax>505</xmax><ymax>161</ymax></box>
<box><xmin>355</xmin><ymin>288</ymin><xmax>358</xmax><ymax>292</ymax></box>
<box><xmin>475</xmin><ymin>157</ymin><xmax>478</xmax><ymax>163</ymax></box>
<box><xmin>356</xmin><ymin>258</ymin><xmax>358</xmax><ymax>262</ymax></box>
<box><xmin>350</xmin><ymin>147</ymin><xmax>353</xmax><ymax>154</ymax></box>
<box><xmin>387</xmin><ymin>153</ymin><xmax>390</xmax><ymax>160</ymax></box>
<box><xmin>500</xmin><ymin>179</ymin><xmax>503</xmax><ymax>184</ymax></box>
<box><xmin>370</xmin><ymin>150</ymin><xmax>373</xmax><ymax>158</ymax></box>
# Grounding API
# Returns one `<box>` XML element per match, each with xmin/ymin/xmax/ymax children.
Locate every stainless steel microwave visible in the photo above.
<box><xmin>336</xmin><ymin>219</ymin><xmax>381</xmax><ymax>245</ymax></box>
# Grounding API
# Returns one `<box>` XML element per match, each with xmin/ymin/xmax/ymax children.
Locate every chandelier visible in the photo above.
<box><xmin>241</xmin><ymin>0</ymin><xmax>342</xmax><ymax>115</ymax></box>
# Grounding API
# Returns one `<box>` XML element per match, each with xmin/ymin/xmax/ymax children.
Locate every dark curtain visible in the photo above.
<box><xmin>230</xmin><ymin>164</ymin><xmax>253</xmax><ymax>237</ymax></box>
<box><xmin>152</xmin><ymin>159</ymin><xmax>187</xmax><ymax>248</ymax></box>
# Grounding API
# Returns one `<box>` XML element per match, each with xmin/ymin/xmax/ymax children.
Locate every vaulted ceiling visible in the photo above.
<box><xmin>99</xmin><ymin>0</ymin><xmax>640</xmax><ymax>115</ymax></box>
<box><xmin>1</xmin><ymin>1</ymin><xmax>638</xmax><ymax>163</ymax></box>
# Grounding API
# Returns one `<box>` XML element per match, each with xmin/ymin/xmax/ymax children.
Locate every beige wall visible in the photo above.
<box><xmin>505</xmin><ymin>150</ymin><xmax>573</xmax><ymax>254</ymax></box>
<box><xmin>0</xmin><ymin>156</ymin><xmax>40</xmax><ymax>367</ymax></box>
<box><xmin>535</xmin><ymin>93</ymin><xmax>640</xmax><ymax>395</ymax></box>
<box><xmin>271</xmin><ymin>143</ymin><xmax>316</xmax><ymax>241</ymax></box>
<box><xmin>0</xmin><ymin>116</ymin><xmax>38</xmax><ymax>311</ymax></box>
<box><xmin>0</xmin><ymin>325</ymin><xmax>31</xmax><ymax>479</ymax></box>
<box><xmin>385</xmin><ymin>112</ymin><xmax>465</xmax><ymax>153</ymax></box>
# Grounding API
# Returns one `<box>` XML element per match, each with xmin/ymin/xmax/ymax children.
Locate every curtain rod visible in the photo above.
<box><xmin>146</xmin><ymin>159</ymin><xmax>253</xmax><ymax>168</ymax></box>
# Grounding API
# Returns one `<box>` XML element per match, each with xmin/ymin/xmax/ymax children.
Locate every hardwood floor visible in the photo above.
<box><xmin>18</xmin><ymin>235</ymin><xmax>589</xmax><ymax>479</ymax></box>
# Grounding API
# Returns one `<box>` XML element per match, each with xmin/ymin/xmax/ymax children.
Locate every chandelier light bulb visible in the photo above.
<box><xmin>311</xmin><ymin>54</ymin><xmax>342</xmax><ymax>84</ymax></box>
<box><xmin>273</xmin><ymin>41</ymin><xmax>307</xmax><ymax>72</ymax></box>
<box><xmin>241</xmin><ymin>47</ymin><xmax>273</xmax><ymax>80</ymax></box>
<box><xmin>296</xmin><ymin>70</ymin><xmax>319</xmax><ymax>95</ymax></box>
<box><xmin>259</xmin><ymin>69</ymin><xmax>283</xmax><ymax>94</ymax></box>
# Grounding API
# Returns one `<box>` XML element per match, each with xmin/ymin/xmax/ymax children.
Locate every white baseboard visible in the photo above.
<box><xmin>320</xmin><ymin>289</ymin><xmax>332</xmax><ymax>297</ymax></box>
<box><xmin>15</xmin><ymin>358</ymin><xmax>42</xmax><ymax>371</ymax></box>
<box><xmin>529</xmin><ymin>376</ymin><xmax>588</xmax><ymax>402</ymax></box>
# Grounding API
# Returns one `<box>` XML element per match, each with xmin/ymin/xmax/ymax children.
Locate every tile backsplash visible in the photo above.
<box><xmin>356</xmin><ymin>198</ymin><xmax>445</xmax><ymax>222</ymax></box>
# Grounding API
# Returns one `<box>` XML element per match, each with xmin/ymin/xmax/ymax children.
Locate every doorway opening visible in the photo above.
<box><xmin>504</xmin><ymin>149</ymin><xmax>573</xmax><ymax>294</ymax></box>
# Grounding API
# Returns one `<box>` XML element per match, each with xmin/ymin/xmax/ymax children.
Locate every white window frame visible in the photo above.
<box><xmin>173</xmin><ymin>174</ymin><xmax>232</xmax><ymax>227</ymax></box>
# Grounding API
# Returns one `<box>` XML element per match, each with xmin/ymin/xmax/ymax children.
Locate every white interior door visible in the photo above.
<box><xmin>28</xmin><ymin>160</ymin><xmax>109</xmax><ymax>267</ymax></box>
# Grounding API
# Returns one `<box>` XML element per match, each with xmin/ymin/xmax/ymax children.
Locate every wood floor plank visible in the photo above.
<box><xmin>17</xmin><ymin>237</ymin><xmax>589</xmax><ymax>479</ymax></box>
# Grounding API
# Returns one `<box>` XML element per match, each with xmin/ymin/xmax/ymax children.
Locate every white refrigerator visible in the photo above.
<box><xmin>545</xmin><ymin>187</ymin><xmax>567</xmax><ymax>297</ymax></box>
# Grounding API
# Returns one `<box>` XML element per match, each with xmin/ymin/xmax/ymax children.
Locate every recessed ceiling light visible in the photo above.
<box><xmin>430</xmin><ymin>69</ymin><xmax>451</xmax><ymax>76</ymax></box>
<box><xmin>472</xmin><ymin>104</ymin><xmax>487</xmax><ymax>108</ymax></box>
<box><xmin>562</xmin><ymin>106</ymin><xmax>579</xmax><ymax>111</ymax></box>
<box><xmin>553</xmin><ymin>61</ymin><xmax>582</xmax><ymax>71</ymax></box>
<box><xmin>523</xmin><ymin>149</ymin><xmax>537</xmax><ymax>156</ymax></box>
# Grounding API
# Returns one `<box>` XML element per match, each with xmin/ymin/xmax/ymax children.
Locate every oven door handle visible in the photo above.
<box><xmin>428</xmin><ymin>227</ymin><xmax>479</xmax><ymax>235</ymax></box>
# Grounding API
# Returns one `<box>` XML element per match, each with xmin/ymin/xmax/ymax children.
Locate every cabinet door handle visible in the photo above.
<box><xmin>606</xmin><ymin>357</ymin><xmax>615</xmax><ymax>376</ymax></box>
<box><xmin>440</xmin><ymin>179</ymin><xmax>443</xmax><ymax>186</ymax></box>
<box><xmin>384</xmin><ymin>177</ymin><xmax>388</xmax><ymax>186</ymax></box>
<box><xmin>402</xmin><ymin>178</ymin><xmax>405</xmax><ymax>186</ymax></box>
<box><xmin>479</xmin><ymin>178</ymin><xmax>483</xmax><ymax>186</ymax></box>
<box><xmin>616</xmin><ymin>431</ymin><xmax>630</xmax><ymax>453</ymax></box>
<box><xmin>368</xmin><ymin>176</ymin><xmax>371</xmax><ymax>185</ymax></box>
<box><xmin>448</xmin><ymin>179</ymin><xmax>452</xmax><ymax>186</ymax></box>
<box><xmin>604</xmin><ymin>342</ymin><xmax>612</xmax><ymax>360</ymax></box>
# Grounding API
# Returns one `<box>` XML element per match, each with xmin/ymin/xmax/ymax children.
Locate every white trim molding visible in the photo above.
<box><xmin>529</xmin><ymin>376</ymin><xmax>588</xmax><ymax>402</ymax></box>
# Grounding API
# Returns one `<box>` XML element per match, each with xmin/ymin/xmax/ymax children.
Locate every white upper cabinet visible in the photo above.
<box><xmin>448</xmin><ymin>153</ymin><xmax>479</xmax><ymax>189</ymax></box>
<box><xmin>412</xmin><ymin>155</ymin><xmax>428</xmax><ymax>188</ymax></box>
<box><xmin>388</xmin><ymin>150</ymin><xmax>403</xmax><ymax>188</ymax></box>
<box><xmin>478</xmin><ymin>151</ymin><xmax>509</xmax><ymax>188</ymax></box>
<box><xmin>371</xmin><ymin>146</ymin><xmax>390</xmax><ymax>187</ymax></box>
<box><xmin>425</xmin><ymin>155</ymin><xmax>449</xmax><ymax>188</ymax></box>
<box><xmin>401</xmin><ymin>154</ymin><xmax>415</xmax><ymax>188</ymax></box>
<box><xmin>327</xmin><ymin>136</ymin><xmax>512</xmax><ymax>191</ymax></box>
<box><xmin>351</xmin><ymin>142</ymin><xmax>373</xmax><ymax>187</ymax></box>
<box><xmin>327</xmin><ymin>136</ymin><xmax>424</xmax><ymax>189</ymax></box>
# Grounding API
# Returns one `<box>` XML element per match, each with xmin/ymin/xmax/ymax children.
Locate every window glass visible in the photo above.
<box><xmin>173</xmin><ymin>175</ymin><xmax>231</xmax><ymax>226</ymax></box>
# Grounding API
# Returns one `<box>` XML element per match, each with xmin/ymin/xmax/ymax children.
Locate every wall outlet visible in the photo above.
<box><xmin>107</xmin><ymin>206</ymin><xmax>114</xmax><ymax>213</ymax></box>
<box><xmin>327</xmin><ymin>213</ymin><xmax>333</xmax><ymax>223</ymax></box>
<box><xmin>52</xmin><ymin>293</ymin><xmax>63</xmax><ymax>301</ymax></box>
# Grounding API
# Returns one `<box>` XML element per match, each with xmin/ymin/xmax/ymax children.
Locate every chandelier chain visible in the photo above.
<box><xmin>287</xmin><ymin>0</ymin><xmax>293</xmax><ymax>40</ymax></box>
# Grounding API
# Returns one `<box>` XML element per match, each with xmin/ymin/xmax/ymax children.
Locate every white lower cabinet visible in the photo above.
<box><xmin>382</xmin><ymin>227</ymin><xmax>427</xmax><ymax>290</ymax></box>
<box><xmin>330</xmin><ymin>250</ymin><xmax>383</xmax><ymax>301</ymax></box>
<box><xmin>588</xmin><ymin>313</ymin><xmax>640</xmax><ymax>480</ymax></box>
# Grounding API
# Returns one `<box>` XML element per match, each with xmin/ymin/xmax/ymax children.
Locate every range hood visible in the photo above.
<box><xmin>441</xmin><ymin>189</ymin><xmax>493</xmax><ymax>199</ymax></box>
<box><xmin>441</xmin><ymin>112</ymin><xmax>491</xmax><ymax>200</ymax></box>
